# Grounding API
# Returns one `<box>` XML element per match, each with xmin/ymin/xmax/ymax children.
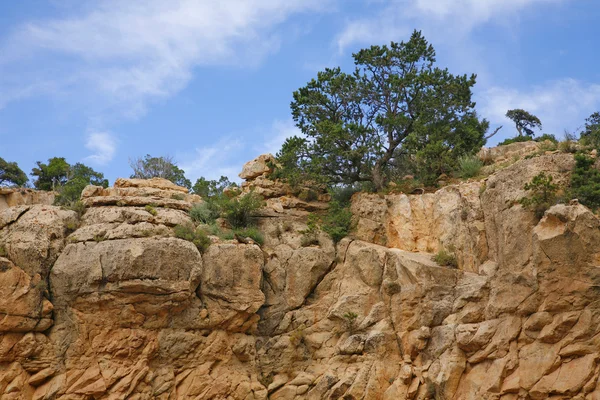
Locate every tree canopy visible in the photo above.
<box><xmin>0</xmin><ymin>158</ymin><xmax>28</xmax><ymax>187</ymax></box>
<box><xmin>192</xmin><ymin>176</ymin><xmax>237</xmax><ymax>198</ymax></box>
<box><xmin>580</xmin><ymin>111</ymin><xmax>600</xmax><ymax>149</ymax></box>
<box><xmin>31</xmin><ymin>157</ymin><xmax>108</xmax><ymax>205</ymax></box>
<box><xmin>129</xmin><ymin>155</ymin><xmax>191</xmax><ymax>189</ymax></box>
<box><xmin>277</xmin><ymin>30</ymin><xmax>489</xmax><ymax>190</ymax></box>
<box><xmin>505</xmin><ymin>109</ymin><xmax>542</xmax><ymax>137</ymax></box>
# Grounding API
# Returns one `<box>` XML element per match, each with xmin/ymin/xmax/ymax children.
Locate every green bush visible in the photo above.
<box><xmin>190</xmin><ymin>202</ymin><xmax>220</xmax><ymax>225</ymax></box>
<box><xmin>234</xmin><ymin>227</ymin><xmax>265</xmax><ymax>246</ymax></box>
<box><xmin>520</xmin><ymin>172</ymin><xmax>558</xmax><ymax>219</ymax></box>
<box><xmin>145</xmin><ymin>204</ymin><xmax>158</xmax><ymax>216</ymax></box>
<box><xmin>321</xmin><ymin>201</ymin><xmax>353</xmax><ymax>243</ymax></box>
<box><xmin>457</xmin><ymin>156</ymin><xmax>483</xmax><ymax>179</ymax></box>
<box><xmin>220</xmin><ymin>192</ymin><xmax>264</xmax><ymax>228</ymax></box>
<box><xmin>174</xmin><ymin>223</ymin><xmax>211</xmax><ymax>252</ymax></box>
<box><xmin>433</xmin><ymin>249</ymin><xmax>458</xmax><ymax>268</ymax></box>
<box><xmin>570</xmin><ymin>154</ymin><xmax>600</xmax><ymax>211</ymax></box>
<box><xmin>171</xmin><ymin>193</ymin><xmax>185</xmax><ymax>201</ymax></box>
<box><xmin>0</xmin><ymin>245</ymin><xmax>7</xmax><ymax>257</ymax></box>
<box><xmin>498</xmin><ymin>135</ymin><xmax>532</xmax><ymax>146</ymax></box>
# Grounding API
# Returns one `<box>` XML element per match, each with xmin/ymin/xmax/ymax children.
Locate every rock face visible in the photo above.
<box><xmin>1</xmin><ymin>151</ymin><xmax>600</xmax><ymax>399</ymax></box>
<box><xmin>0</xmin><ymin>188</ymin><xmax>55</xmax><ymax>211</ymax></box>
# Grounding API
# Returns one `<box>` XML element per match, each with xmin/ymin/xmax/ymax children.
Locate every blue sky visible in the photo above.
<box><xmin>1</xmin><ymin>0</ymin><xmax>600</xmax><ymax>185</ymax></box>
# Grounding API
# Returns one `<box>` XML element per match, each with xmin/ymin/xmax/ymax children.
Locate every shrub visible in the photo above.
<box><xmin>433</xmin><ymin>249</ymin><xmax>458</xmax><ymax>268</ymax></box>
<box><xmin>321</xmin><ymin>201</ymin><xmax>353</xmax><ymax>243</ymax></box>
<box><xmin>220</xmin><ymin>192</ymin><xmax>264</xmax><ymax>228</ymax></box>
<box><xmin>498</xmin><ymin>135</ymin><xmax>532</xmax><ymax>146</ymax></box>
<box><xmin>65</xmin><ymin>221</ymin><xmax>79</xmax><ymax>233</ymax></box>
<box><xmin>342</xmin><ymin>312</ymin><xmax>358</xmax><ymax>332</ymax></box>
<box><xmin>93</xmin><ymin>234</ymin><xmax>106</xmax><ymax>242</ymax></box>
<box><xmin>535</xmin><ymin>134</ymin><xmax>558</xmax><ymax>144</ymax></box>
<box><xmin>520</xmin><ymin>172</ymin><xmax>558</xmax><ymax>219</ymax></box>
<box><xmin>234</xmin><ymin>227</ymin><xmax>265</xmax><ymax>246</ymax></box>
<box><xmin>145</xmin><ymin>204</ymin><xmax>158</xmax><ymax>216</ymax></box>
<box><xmin>61</xmin><ymin>200</ymin><xmax>87</xmax><ymax>218</ymax></box>
<box><xmin>0</xmin><ymin>245</ymin><xmax>7</xmax><ymax>257</ymax></box>
<box><xmin>189</xmin><ymin>202</ymin><xmax>220</xmax><ymax>225</ymax></box>
<box><xmin>457</xmin><ymin>156</ymin><xmax>483</xmax><ymax>179</ymax></box>
<box><xmin>570</xmin><ymin>154</ymin><xmax>600</xmax><ymax>211</ymax></box>
<box><xmin>174</xmin><ymin>223</ymin><xmax>211</xmax><ymax>252</ymax></box>
<box><xmin>297</xmin><ymin>188</ymin><xmax>319</xmax><ymax>202</ymax></box>
<box><xmin>171</xmin><ymin>193</ymin><xmax>185</xmax><ymax>201</ymax></box>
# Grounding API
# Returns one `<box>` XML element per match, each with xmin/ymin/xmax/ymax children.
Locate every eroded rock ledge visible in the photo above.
<box><xmin>0</xmin><ymin>153</ymin><xmax>599</xmax><ymax>400</ymax></box>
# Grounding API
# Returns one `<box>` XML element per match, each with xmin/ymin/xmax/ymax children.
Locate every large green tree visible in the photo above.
<box><xmin>505</xmin><ymin>109</ymin><xmax>542</xmax><ymax>137</ymax></box>
<box><xmin>31</xmin><ymin>158</ymin><xmax>108</xmax><ymax>204</ymax></box>
<box><xmin>129</xmin><ymin>155</ymin><xmax>191</xmax><ymax>189</ymax></box>
<box><xmin>0</xmin><ymin>158</ymin><xmax>28</xmax><ymax>187</ymax></box>
<box><xmin>279</xmin><ymin>30</ymin><xmax>488</xmax><ymax>190</ymax></box>
<box><xmin>580</xmin><ymin>111</ymin><xmax>600</xmax><ymax>149</ymax></box>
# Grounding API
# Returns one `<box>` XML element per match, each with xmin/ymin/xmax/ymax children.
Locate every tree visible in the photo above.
<box><xmin>31</xmin><ymin>158</ymin><xmax>108</xmax><ymax>205</ymax></box>
<box><xmin>129</xmin><ymin>155</ymin><xmax>191</xmax><ymax>189</ymax></box>
<box><xmin>505</xmin><ymin>109</ymin><xmax>542</xmax><ymax>137</ymax></box>
<box><xmin>0</xmin><ymin>158</ymin><xmax>28</xmax><ymax>187</ymax></box>
<box><xmin>580</xmin><ymin>111</ymin><xmax>600</xmax><ymax>149</ymax></box>
<box><xmin>192</xmin><ymin>176</ymin><xmax>237</xmax><ymax>198</ymax></box>
<box><xmin>279</xmin><ymin>30</ymin><xmax>487</xmax><ymax>190</ymax></box>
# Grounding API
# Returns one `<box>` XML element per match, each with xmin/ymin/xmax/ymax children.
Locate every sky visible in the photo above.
<box><xmin>1</xmin><ymin>0</ymin><xmax>600</xmax><ymax>185</ymax></box>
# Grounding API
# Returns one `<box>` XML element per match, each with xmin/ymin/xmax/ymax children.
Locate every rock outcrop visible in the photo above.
<box><xmin>1</xmin><ymin>151</ymin><xmax>600</xmax><ymax>399</ymax></box>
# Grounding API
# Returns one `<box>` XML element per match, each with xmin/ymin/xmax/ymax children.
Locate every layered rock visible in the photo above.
<box><xmin>1</xmin><ymin>150</ymin><xmax>600</xmax><ymax>399</ymax></box>
<box><xmin>0</xmin><ymin>188</ymin><xmax>55</xmax><ymax>211</ymax></box>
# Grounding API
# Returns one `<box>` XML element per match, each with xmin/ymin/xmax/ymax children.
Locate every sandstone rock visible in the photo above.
<box><xmin>0</xmin><ymin>188</ymin><xmax>55</xmax><ymax>212</ymax></box>
<box><xmin>0</xmin><ymin>258</ymin><xmax>53</xmax><ymax>332</ymax></box>
<box><xmin>114</xmin><ymin>177</ymin><xmax>189</xmax><ymax>193</ymax></box>
<box><xmin>0</xmin><ymin>205</ymin><xmax>77</xmax><ymax>278</ymax></box>
<box><xmin>239</xmin><ymin>154</ymin><xmax>275</xmax><ymax>180</ymax></box>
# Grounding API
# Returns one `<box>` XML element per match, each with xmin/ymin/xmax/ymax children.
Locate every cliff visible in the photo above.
<box><xmin>1</xmin><ymin>144</ymin><xmax>600</xmax><ymax>399</ymax></box>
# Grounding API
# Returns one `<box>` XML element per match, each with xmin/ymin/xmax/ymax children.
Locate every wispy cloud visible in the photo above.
<box><xmin>336</xmin><ymin>0</ymin><xmax>570</xmax><ymax>52</ymax></box>
<box><xmin>84</xmin><ymin>131</ymin><xmax>117</xmax><ymax>165</ymax></box>
<box><xmin>0</xmin><ymin>0</ymin><xmax>333</xmax><ymax>119</ymax></box>
<box><xmin>260</xmin><ymin>119</ymin><xmax>302</xmax><ymax>156</ymax></box>
<box><xmin>478</xmin><ymin>78</ymin><xmax>600</xmax><ymax>140</ymax></box>
<box><xmin>179</xmin><ymin>137</ymin><xmax>244</xmax><ymax>182</ymax></box>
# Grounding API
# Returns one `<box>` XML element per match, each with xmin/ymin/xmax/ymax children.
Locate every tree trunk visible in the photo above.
<box><xmin>372</xmin><ymin>162</ymin><xmax>385</xmax><ymax>192</ymax></box>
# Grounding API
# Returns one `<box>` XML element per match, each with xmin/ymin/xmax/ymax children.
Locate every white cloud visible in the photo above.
<box><xmin>336</xmin><ymin>0</ymin><xmax>569</xmax><ymax>52</ymax></box>
<box><xmin>478</xmin><ymin>78</ymin><xmax>600</xmax><ymax>141</ymax></box>
<box><xmin>260</xmin><ymin>119</ymin><xmax>302</xmax><ymax>156</ymax></box>
<box><xmin>0</xmin><ymin>0</ymin><xmax>333</xmax><ymax>118</ymax></box>
<box><xmin>179</xmin><ymin>137</ymin><xmax>244</xmax><ymax>182</ymax></box>
<box><xmin>84</xmin><ymin>131</ymin><xmax>117</xmax><ymax>165</ymax></box>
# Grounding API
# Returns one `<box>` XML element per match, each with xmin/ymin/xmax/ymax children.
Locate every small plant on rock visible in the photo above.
<box><xmin>433</xmin><ymin>248</ymin><xmax>458</xmax><ymax>268</ymax></box>
<box><xmin>174</xmin><ymin>223</ymin><xmax>211</xmax><ymax>253</ymax></box>
<box><xmin>457</xmin><ymin>155</ymin><xmax>483</xmax><ymax>179</ymax></box>
<box><xmin>233</xmin><ymin>227</ymin><xmax>265</xmax><ymax>246</ymax></box>
<box><xmin>145</xmin><ymin>204</ymin><xmax>158</xmax><ymax>216</ymax></box>
<box><xmin>62</xmin><ymin>200</ymin><xmax>87</xmax><ymax>218</ymax></box>
<box><xmin>0</xmin><ymin>245</ymin><xmax>7</xmax><ymax>257</ymax></box>
<box><xmin>93</xmin><ymin>234</ymin><xmax>106</xmax><ymax>242</ymax></box>
<box><xmin>520</xmin><ymin>172</ymin><xmax>558</xmax><ymax>219</ymax></box>
<box><xmin>342</xmin><ymin>312</ymin><xmax>359</xmax><ymax>333</ymax></box>
<box><xmin>171</xmin><ymin>193</ymin><xmax>185</xmax><ymax>201</ymax></box>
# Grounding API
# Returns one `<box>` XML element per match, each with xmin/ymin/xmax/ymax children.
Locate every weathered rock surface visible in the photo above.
<box><xmin>0</xmin><ymin>188</ymin><xmax>55</xmax><ymax>211</ymax></box>
<box><xmin>1</xmin><ymin>150</ymin><xmax>600</xmax><ymax>399</ymax></box>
